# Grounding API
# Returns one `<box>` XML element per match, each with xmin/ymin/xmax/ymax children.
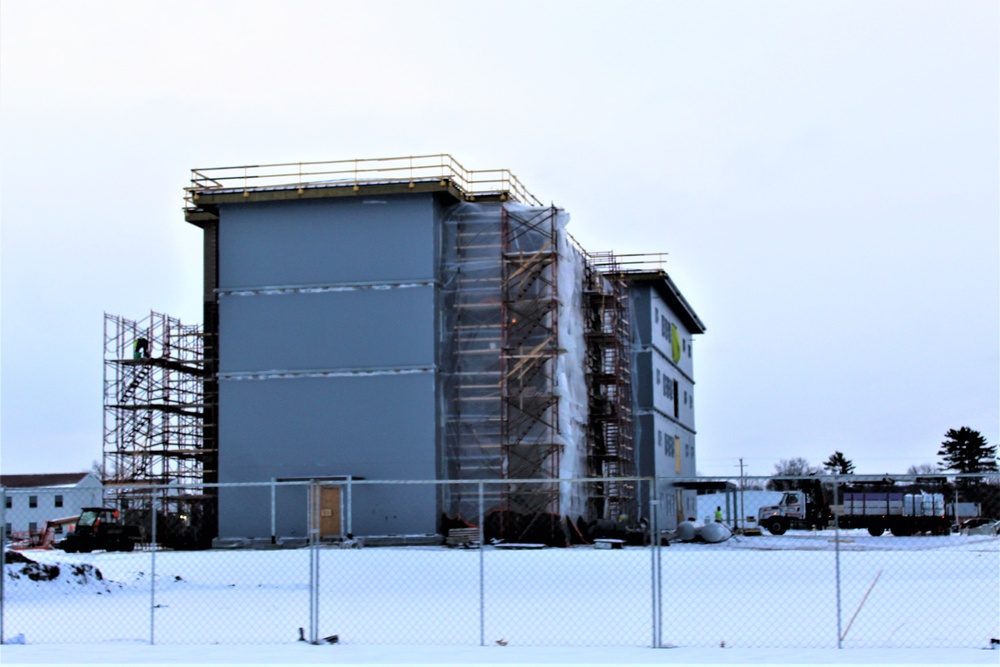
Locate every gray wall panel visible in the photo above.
<box><xmin>212</xmin><ymin>194</ymin><xmax>449</xmax><ymax>540</ymax></box>
<box><xmin>630</xmin><ymin>285</ymin><xmax>651</xmax><ymax>348</ymax></box>
<box><xmin>219</xmin><ymin>288</ymin><xmax>435</xmax><ymax>372</ymax></box>
<box><xmin>633</xmin><ymin>350</ymin><xmax>653</xmax><ymax>408</ymax></box>
<box><xmin>635</xmin><ymin>413</ymin><xmax>655</xmax><ymax>479</ymax></box>
<box><xmin>218</xmin><ymin>373</ymin><xmax>437</xmax><ymax>537</ymax></box>
<box><xmin>219</xmin><ymin>195</ymin><xmax>438</xmax><ymax>288</ymax></box>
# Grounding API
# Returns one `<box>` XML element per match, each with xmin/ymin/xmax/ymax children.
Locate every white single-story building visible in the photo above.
<box><xmin>1</xmin><ymin>472</ymin><xmax>103</xmax><ymax>539</ymax></box>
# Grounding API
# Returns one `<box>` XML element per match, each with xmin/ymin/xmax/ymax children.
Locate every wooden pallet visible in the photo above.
<box><xmin>446</xmin><ymin>527</ymin><xmax>481</xmax><ymax>548</ymax></box>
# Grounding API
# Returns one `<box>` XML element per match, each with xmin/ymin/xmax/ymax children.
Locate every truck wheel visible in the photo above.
<box><xmin>765</xmin><ymin>518</ymin><xmax>787</xmax><ymax>535</ymax></box>
<box><xmin>121</xmin><ymin>540</ymin><xmax>135</xmax><ymax>552</ymax></box>
<box><xmin>890</xmin><ymin>526</ymin><xmax>912</xmax><ymax>537</ymax></box>
<box><xmin>867</xmin><ymin>526</ymin><xmax>885</xmax><ymax>537</ymax></box>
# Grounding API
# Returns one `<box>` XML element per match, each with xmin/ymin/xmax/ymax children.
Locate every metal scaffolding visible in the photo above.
<box><xmin>441</xmin><ymin>204</ymin><xmax>506</xmax><ymax>519</ymax></box>
<box><xmin>441</xmin><ymin>203</ymin><xmax>567</xmax><ymax>541</ymax></box>
<box><xmin>500</xmin><ymin>206</ymin><xmax>562</xmax><ymax>524</ymax></box>
<box><xmin>583</xmin><ymin>253</ymin><xmax>637</xmax><ymax>523</ymax></box>
<box><xmin>102</xmin><ymin>312</ymin><xmax>215</xmax><ymax>519</ymax></box>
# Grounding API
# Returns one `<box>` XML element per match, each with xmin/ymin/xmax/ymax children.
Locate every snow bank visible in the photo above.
<box><xmin>4</xmin><ymin>552</ymin><xmax>117</xmax><ymax>598</ymax></box>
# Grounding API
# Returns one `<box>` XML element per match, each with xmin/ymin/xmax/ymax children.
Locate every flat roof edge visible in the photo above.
<box><xmin>183</xmin><ymin>179</ymin><xmax>524</xmax><ymax>226</ymax></box>
<box><xmin>621</xmin><ymin>270</ymin><xmax>706</xmax><ymax>334</ymax></box>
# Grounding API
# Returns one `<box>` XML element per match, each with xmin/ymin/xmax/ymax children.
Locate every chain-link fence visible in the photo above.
<box><xmin>2</xmin><ymin>475</ymin><xmax>998</xmax><ymax>648</ymax></box>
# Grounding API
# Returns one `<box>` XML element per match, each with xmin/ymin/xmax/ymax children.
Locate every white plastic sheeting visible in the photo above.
<box><xmin>439</xmin><ymin>201</ymin><xmax>588</xmax><ymax>523</ymax></box>
<box><xmin>555</xmin><ymin>219</ymin><xmax>589</xmax><ymax>520</ymax></box>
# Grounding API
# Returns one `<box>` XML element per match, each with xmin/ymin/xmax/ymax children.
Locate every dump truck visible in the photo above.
<box><xmin>758</xmin><ymin>479</ymin><xmax>952</xmax><ymax>536</ymax></box>
<box><xmin>56</xmin><ymin>507</ymin><xmax>142</xmax><ymax>553</ymax></box>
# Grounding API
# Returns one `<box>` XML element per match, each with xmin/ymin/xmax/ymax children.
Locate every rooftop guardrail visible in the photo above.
<box><xmin>186</xmin><ymin>154</ymin><xmax>542</xmax><ymax>207</ymax></box>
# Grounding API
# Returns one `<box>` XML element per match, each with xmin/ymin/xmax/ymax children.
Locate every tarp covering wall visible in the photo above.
<box><xmin>439</xmin><ymin>202</ymin><xmax>587</xmax><ymax>524</ymax></box>
<box><xmin>556</xmin><ymin>227</ymin><xmax>589</xmax><ymax>520</ymax></box>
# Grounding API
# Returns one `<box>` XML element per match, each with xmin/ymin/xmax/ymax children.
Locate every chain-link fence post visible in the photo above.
<box><xmin>650</xmin><ymin>478</ymin><xmax>662</xmax><ymax>648</ymax></box>
<box><xmin>308</xmin><ymin>483</ymin><xmax>320</xmax><ymax>644</ymax></box>
<box><xmin>150</xmin><ymin>493</ymin><xmax>158</xmax><ymax>645</ymax></box>
<box><xmin>478</xmin><ymin>481</ymin><xmax>485</xmax><ymax>648</ymax></box>
<box><xmin>270</xmin><ymin>479</ymin><xmax>277</xmax><ymax>545</ymax></box>
<box><xmin>1</xmin><ymin>485</ymin><xmax>6</xmax><ymax>644</ymax></box>
<box><xmin>346</xmin><ymin>477</ymin><xmax>353</xmax><ymax>537</ymax></box>
<box><xmin>833</xmin><ymin>474</ymin><xmax>842</xmax><ymax>649</ymax></box>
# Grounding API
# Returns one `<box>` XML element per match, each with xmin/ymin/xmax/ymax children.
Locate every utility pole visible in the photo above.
<box><xmin>739</xmin><ymin>458</ymin><xmax>746</xmax><ymax>534</ymax></box>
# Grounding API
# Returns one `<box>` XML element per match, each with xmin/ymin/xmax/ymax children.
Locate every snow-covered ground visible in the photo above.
<box><xmin>2</xmin><ymin>531</ymin><xmax>998</xmax><ymax>665</ymax></box>
<box><xmin>3</xmin><ymin>642</ymin><xmax>999</xmax><ymax>665</ymax></box>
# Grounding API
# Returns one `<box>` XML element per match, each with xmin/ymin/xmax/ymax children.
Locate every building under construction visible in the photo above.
<box><xmin>102</xmin><ymin>311</ymin><xmax>215</xmax><ymax>546</ymax></box>
<box><xmin>104</xmin><ymin>155</ymin><xmax>704</xmax><ymax>544</ymax></box>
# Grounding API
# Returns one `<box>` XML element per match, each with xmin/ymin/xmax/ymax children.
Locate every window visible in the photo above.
<box><xmin>656</xmin><ymin>369</ymin><xmax>660</xmax><ymax>385</ymax></box>
<box><xmin>54</xmin><ymin>524</ymin><xmax>64</xmax><ymax>534</ymax></box>
<box><xmin>682</xmin><ymin>338</ymin><xmax>686</xmax><ymax>352</ymax></box>
<box><xmin>55</xmin><ymin>495</ymin><xmax>64</xmax><ymax>508</ymax></box>
<box><xmin>4</xmin><ymin>496</ymin><xmax>10</xmax><ymax>509</ymax></box>
<box><xmin>28</xmin><ymin>522</ymin><xmax>38</xmax><ymax>533</ymax></box>
<box><xmin>29</xmin><ymin>495</ymin><xmax>38</xmax><ymax>508</ymax></box>
<box><xmin>3</xmin><ymin>523</ymin><xmax>10</xmax><ymax>538</ymax></box>
<box><xmin>673</xmin><ymin>380</ymin><xmax>679</xmax><ymax>418</ymax></box>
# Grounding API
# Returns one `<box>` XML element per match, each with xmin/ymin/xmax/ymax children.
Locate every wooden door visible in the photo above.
<box><xmin>309</xmin><ymin>485</ymin><xmax>341</xmax><ymax>538</ymax></box>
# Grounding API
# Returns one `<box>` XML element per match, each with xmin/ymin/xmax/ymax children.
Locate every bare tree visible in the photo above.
<box><xmin>906</xmin><ymin>463</ymin><xmax>937</xmax><ymax>476</ymax></box>
<box><xmin>773</xmin><ymin>457</ymin><xmax>822</xmax><ymax>476</ymax></box>
<box><xmin>768</xmin><ymin>458</ymin><xmax>822</xmax><ymax>490</ymax></box>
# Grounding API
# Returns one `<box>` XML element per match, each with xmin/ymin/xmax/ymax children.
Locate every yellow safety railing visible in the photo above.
<box><xmin>567</xmin><ymin>232</ymin><xmax>668</xmax><ymax>271</ymax></box>
<box><xmin>186</xmin><ymin>154</ymin><xmax>541</xmax><ymax>207</ymax></box>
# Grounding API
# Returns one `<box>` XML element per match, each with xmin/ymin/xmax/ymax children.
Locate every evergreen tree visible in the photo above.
<box><xmin>937</xmin><ymin>427</ymin><xmax>999</xmax><ymax>518</ymax></box>
<box><xmin>823</xmin><ymin>451</ymin><xmax>855</xmax><ymax>475</ymax></box>
<box><xmin>937</xmin><ymin>427</ymin><xmax>998</xmax><ymax>474</ymax></box>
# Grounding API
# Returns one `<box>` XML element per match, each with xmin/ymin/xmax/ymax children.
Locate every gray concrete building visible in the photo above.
<box><xmin>624</xmin><ymin>272</ymin><xmax>707</xmax><ymax>526</ymax></box>
<box><xmin>182</xmin><ymin>156</ymin><xmax>704</xmax><ymax>541</ymax></box>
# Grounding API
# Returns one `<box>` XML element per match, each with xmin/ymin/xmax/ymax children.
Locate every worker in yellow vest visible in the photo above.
<box><xmin>714</xmin><ymin>506</ymin><xmax>723</xmax><ymax>523</ymax></box>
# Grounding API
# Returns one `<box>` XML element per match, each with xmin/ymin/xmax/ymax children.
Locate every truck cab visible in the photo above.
<box><xmin>759</xmin><ymin>494</ymin><xmax>804</xmax><ymax>535</ymax></box>
<box><xmin>774</xmin><ymin>492</ymin><xmax>805</xmax><ymax>519</ymax></box>
<box><xmin>758</xmin><ymin>484</ymin><xmax>831</xmax><ymax>535</ymax></box>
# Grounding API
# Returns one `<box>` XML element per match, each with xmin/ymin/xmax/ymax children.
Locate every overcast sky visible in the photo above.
<box><xmin>2</xmin><ymin>1</ymin><xmax>997</xmax><ymax>478</ymax></box>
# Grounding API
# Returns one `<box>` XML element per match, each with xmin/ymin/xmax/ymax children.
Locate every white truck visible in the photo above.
<box><xmin>758</xmin><ymin>480</ymin><xmax>953</xmax><ymax>536</ymax></box>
